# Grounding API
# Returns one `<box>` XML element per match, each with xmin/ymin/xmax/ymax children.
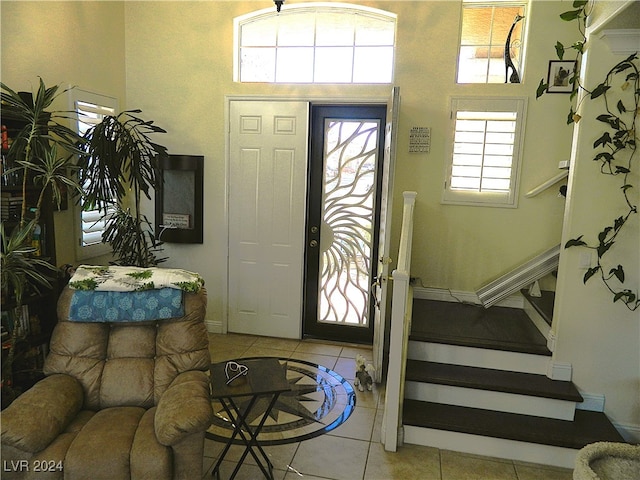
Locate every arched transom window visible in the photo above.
<box><xmin>234</xmin><ymin>3</ymin><xmax>396</xmax><ymax>83</ymax></box>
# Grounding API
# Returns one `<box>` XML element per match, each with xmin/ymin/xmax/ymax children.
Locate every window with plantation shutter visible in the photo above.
<box><xmin>443</xmin><ymin>97</ymin><xmax>527</xmax><ymax>207</ymax></box>
<box><xmin>71</xmin><ymin>90</ymin><xmax>118</xmax><ymax>259</ymax></box>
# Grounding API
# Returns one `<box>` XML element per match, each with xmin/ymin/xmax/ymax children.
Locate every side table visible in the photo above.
<box><xmin>209</xmin><ymin>358</ymin><xmax>291</xmax><ymax>480</ymax></box>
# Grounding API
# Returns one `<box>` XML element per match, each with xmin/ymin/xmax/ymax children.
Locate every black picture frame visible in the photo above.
<box><xmin>546</xmin><ymin>60</ymin><xmax>576</xmax><ymax>93</ymax></box>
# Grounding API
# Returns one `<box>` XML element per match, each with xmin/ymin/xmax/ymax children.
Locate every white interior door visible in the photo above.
<box><xmin>372</xmin><ymin>87</ymin><xmax>400</xmax><ymax>381</ymax></box>
<box><xmin>228</xmin><ymin>100</ymin><xmax>309</xmax><ymax>338</ymax></box>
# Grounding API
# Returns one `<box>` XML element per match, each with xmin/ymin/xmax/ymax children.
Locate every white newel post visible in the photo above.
<box><xmin>382</xmin><ymin>191</ymin><xmax>417</xmax><ymax>452</ymax></box>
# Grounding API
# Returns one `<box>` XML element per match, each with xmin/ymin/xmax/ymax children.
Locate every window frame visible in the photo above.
<box><xmin>442</xmin><ymin>96</ymin><xmax>528</xmax><ymax>208</ymax></box>
<box><xmin>233</xmin><ymin>2</ymin><xmax>397</xmax><ymax>84</ymax></box>
<box><xmin>456</xmin><ymin>0</ymin><xmax>529</xmax><ymax>84</ymax></box>
<box><xmin>69</xmin><ymin>88</ymin><xmax>118</xmax><ymax>260</ymax></box>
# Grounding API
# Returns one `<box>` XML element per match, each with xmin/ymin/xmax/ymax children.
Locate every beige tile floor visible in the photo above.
<box><xmin>203</xmin><ymin>333</ymin><xmax>574</xmax><ymax>480</ymax></box>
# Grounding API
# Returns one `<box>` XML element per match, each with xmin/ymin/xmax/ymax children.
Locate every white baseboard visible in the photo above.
<box><xmin>547</xmin><ymin>361</ymin><xmax>573</xmax><ymax>381</ymax></box>
<box><xmin>205</xmin><ymin>319</ymin><xmax>223</xmax><ymax>334</ymax></box>
<box><xmin>614</xmin><ymin>422</ymin><xmax>640</xmax><ymax>443</ymax></box>
<box><xmin>412</xmin><ymin>286</ymin><xmax>524</xmax><ymax>309</ymax></box>
<box><xmin>576</xmin><ymin>392</ymin><xmax>605</xmax><ymax>412</ymax></box>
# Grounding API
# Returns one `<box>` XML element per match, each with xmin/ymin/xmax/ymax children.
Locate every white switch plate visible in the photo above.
<box><xmin>579</xmin><ymin>251</ymin><xmax>592</xmax><ymax>269</ymax></box>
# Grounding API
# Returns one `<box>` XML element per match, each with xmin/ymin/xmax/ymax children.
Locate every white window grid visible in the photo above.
<box><xmin>457</xmin><ymin>0</ymin><xmax>528</xmax><ymax>84</ymax></box>
<box><xmin>234</xmin><ymin>3</ymin><xmax>396</xmax><ymax>84</ymax></box>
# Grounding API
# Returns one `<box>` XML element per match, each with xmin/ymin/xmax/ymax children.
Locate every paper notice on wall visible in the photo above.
<box><xmin>163</xmin><ymin>213</ymin><xmax>191</xmax><ymax>229</ymax></box>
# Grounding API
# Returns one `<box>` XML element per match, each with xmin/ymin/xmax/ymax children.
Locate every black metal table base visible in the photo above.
<box><xmin>212</xmin><ymin>392</ymin><xmax>282</xmax><ymax>480</ymax></box>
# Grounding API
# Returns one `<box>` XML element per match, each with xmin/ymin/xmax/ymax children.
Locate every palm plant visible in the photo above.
<box><xmin>78</xmin><ymin>110</ymin><xmax>168</xmax><ymax>267</ymax></box>
<box><xmin>1</xmin><ymin>80</ymin><xmax>84</xmax><ymax>299</ymax></box>
<box><xmin>1</xmin><ymin>79</ymin><xmax>84</xmax><ymax>397</ymax></box>
<box><xmin>1</xmin><ymin>79</ymin><xmax>84</xmax><ymax>227</ymax></box>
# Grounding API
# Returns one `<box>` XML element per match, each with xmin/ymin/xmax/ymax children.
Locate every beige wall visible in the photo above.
<box><xmin>121</xmin><ymin>0</ymin><xmax>572</xmax><ymax>315</ymax></box>
<box><xmin>2</xmin><ymin>0</ymin><xmax>637</xmax><ymax>438</ymax></box>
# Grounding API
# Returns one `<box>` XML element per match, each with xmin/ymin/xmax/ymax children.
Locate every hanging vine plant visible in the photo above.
<box><xmin>537</xmin><ymin>1</ymin><xmax>639</xmax><ymax>311</ymax></box>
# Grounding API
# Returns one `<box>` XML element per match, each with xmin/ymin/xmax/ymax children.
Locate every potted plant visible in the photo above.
<box><xmin>1</xmin><ymin>79</ymin><xmax>85</xmax><ymax>403</ymax></box>
<box><xmin>78</xmin><ymin>110</ymin><xmax>169</xmax><ymax>267</ymax></box>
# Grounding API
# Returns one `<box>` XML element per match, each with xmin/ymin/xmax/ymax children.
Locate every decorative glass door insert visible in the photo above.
<box><xmin>317</xmin><ymin>119</ymin><xmax>380</xmax><ymax>327</ymax></box>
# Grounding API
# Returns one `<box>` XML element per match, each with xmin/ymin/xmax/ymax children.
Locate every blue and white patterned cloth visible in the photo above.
<box><xmin>69</xmin><ymin>288</ymin><xmax>184</xmax><ymax>322</ymax></box>
<box><xmin>66</xmin><ymin>265</ymin><xmax>204</xmax><ymax>322</ymax></box>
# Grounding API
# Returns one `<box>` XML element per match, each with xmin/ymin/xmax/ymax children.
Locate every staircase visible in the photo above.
<box><xmin>398</xmin><ymin>295</ymin><xmax>625</xmax><ymax>468</ymax></box>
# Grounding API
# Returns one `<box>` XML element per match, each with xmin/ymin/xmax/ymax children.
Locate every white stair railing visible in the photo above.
<box><xmin>382</xmin><ymin>191</ymin><xmax>417</xmax><ymax>452</ymax></box>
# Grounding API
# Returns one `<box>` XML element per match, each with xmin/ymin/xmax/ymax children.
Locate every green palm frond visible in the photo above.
<box><xmin>1</xmin><ymin>221</ymin><xmax>57</xmax><ymax>306</ymax></box>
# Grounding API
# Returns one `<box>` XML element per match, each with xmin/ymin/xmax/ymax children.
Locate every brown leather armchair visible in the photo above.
<box><xmin>1</xmin><ymin>286</ymin><xmax>213</xmax><ymax>480</ymax></box>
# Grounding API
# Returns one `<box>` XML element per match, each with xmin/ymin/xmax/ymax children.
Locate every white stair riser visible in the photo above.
<box><xmin>403</xmin><ymin>425</ymin><xmax>577</xmax><ymax>469</ymax></box>
<box><xmin>404</xmin><ymin>382</ymin><xmax>576</xmax><ymax>421</ymax></box>
<box><xmin>408</xmin><ymin>341</ymin><xmax>549</xmax><ymax>375</ymax></box>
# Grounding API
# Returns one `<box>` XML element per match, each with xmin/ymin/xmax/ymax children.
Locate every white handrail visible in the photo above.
<box><xmin>525</xmin><ymin>170</ymin><xmax>568</xmax><ymax>198</ymax></box>
<box><xmin>382</xmin><ymin>191</ymin><xmax>417</xmax><ymax>452</ymax></box>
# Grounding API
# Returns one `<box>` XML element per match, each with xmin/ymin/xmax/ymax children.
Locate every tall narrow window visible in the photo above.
<box><xmin>457</xmin><ymin>0</ymin><xmax>528</xmax><ymax>84</ymax></box>
<box><xmin>235</xmin><ymin>4</ymin><xmax>396</xmax><ymax>84</ymax></box>
<box><xmin>443</xmin><ymin>97</ymin><xmax>527</xmax><ymax>207</ymax></box>
<box><xmin>71</xmin><ymin>89</ymin><xmax>118</xmax><ymax>259</ymax></box>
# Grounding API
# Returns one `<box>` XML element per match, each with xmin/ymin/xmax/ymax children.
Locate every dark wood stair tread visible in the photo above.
<box><xmin>522</xmin><ymin>289</ymin><xmax>555</xmax><ymax>327</ymax></box>
<box><xmin>405</xmin><ymin>360</ymin><xmax>583</xmax><ymax>402</ymax></box>
<box><xmin>403</xmin><ymin>400</ymin><xmax>624</xmax><ymax>450</ymax></box>
<box><xmin>410</xmin><ymin>299</ymin><xmax>551</xmax><ymax>356</ymax></box>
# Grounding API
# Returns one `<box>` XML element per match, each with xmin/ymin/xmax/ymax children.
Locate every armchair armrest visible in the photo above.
<box><xmin>155</xmin><ymin>370</ymin><xmax>213</xmax><ymax>446</ymax></box>
<box><xmin>1</xmin><ymin>374</ymin><xmax>84</xmax><ymax>453</ymax></box>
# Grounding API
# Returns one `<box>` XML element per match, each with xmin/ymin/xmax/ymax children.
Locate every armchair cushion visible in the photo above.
<box><xmin>155</xmin><ymin>370</ymin><xmax>213</xmax><ymax>446</ymax></box>
<box><xmin>0</xmin><ymin>374</ymin><xmax>83</xmax><ymax>453</ymax></box>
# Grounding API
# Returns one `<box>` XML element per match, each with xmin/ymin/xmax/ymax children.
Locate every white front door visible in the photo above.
<box><xmin>228</xmin><ymin>100</ymin><xmax>309</xmax><ymax>338</ymax></box>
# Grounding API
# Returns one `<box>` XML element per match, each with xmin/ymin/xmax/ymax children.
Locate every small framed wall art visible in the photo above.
<box><xmin>546</xmin><ymin>60</ymin><xmax>577</xmax><ymax>93</ymax></box>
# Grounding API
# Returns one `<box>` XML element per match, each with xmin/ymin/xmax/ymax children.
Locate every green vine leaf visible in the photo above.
<box><xmin>572</xmin><ymin>0</ymin><xmax>588</xmax><ymax>7</ymax></box>
<box><xmin>565</xmin><ymin>236</ymin><xmax>586</xmax><ymax>248</ymax></box>
<box><xmin>598</xmin><ymin>227</ymin><xmax>613</xmax><ymax>244</ymax></box>
<box><xmin>614</xmin><ymin>216</ymin><xmax>626</xmax><ymax>231</ymax></box>
<box><xmin>571</xmin><ymin>41</ymin><xmax>585</xmax><ymax>54</ymax></box>
<box><xmin>613</xmin><ymin>290</ymin><xmax>636</xmax><ymax>305</ymax></box>
<box><xmin>597</xmin><ymin>242</ymin><xmax>613</xmax><ymax>258</ymax></box>
<box><xmin>613</xmin><ymin>62</ymin><xmax>633</xmax><ymax>74</ymax></box>
<box><xmin>609</xmin><ymin>265</ymin><xmax>625</xmax><ymax>283</ymax></box>
<box><xmin>560</xmin><ymin>9</ymin><xmax>582</xmax><ymax>21</ymax></box>
<box><xmin>593</xmin><ymin>132</ymin><xmax>612</xmax><ymax>148</ymax></box>
<box><xmin>536</xmin><ymin>79</ymin><xmax>548</xmax><ymax>98</ymax></box>
<box><xmin>584</xmin><ymin>266</ymin><xmax>600</xmax><ymax>283</ymax></box>
<box><xmin>595</xmin><ymin>114</ymin><xmax>620</xmax><ymax>129</ymax></box>
<box><xmin>616</xmin><ymin>100</ymin><xmax>626</xmax><ymax>113</ymax></box>
<box><xmin>555</xmin><ymin>41</ymin><xmax>565</xmax><ymax>60</ymax></box>
<box><xmin>593</xmin><ymin>152</ymin><xmax>614</xmax><ymax>163</ymax></box>
<box><xmin>591</xmin><ymin>83</ymin><xmax>611</xmax><ymax>99</ymax></box>
<box><xmin>615</xmin><ymin>166</ymin><xmax>631</xmax><ymax>174</ymax></box>
<box><xmin>621</xmin><ymin>184</ymin><xmax>633</xmax><ymax>192</ymax></box>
